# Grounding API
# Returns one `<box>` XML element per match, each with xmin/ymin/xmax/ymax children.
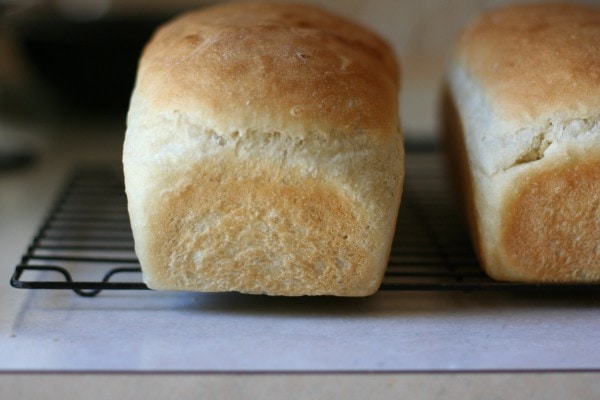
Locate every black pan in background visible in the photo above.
<box><xmin>13</xmin><ymin>13</ymin><xmax>176</xmax><ymax>116</ymax></box>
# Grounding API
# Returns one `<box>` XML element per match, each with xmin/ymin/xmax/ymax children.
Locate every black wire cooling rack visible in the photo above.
<box><xmin>10</xmin><ymin>149</ymin><xmax>600</xmax><ymax>296</ymax></box>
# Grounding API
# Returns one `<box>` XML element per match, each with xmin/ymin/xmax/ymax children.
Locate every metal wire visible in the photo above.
<box><xmin>11</xmin><ymin>166</ymin><xmax>146</xmax><ymax>297</ymax></box>
<box><xmin>10</xmin><ymin>151</ymin><xmax>600</xmax><ymax>297</ymax></box>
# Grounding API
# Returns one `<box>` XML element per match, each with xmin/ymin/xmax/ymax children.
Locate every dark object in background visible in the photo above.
<box><xmin>0</xmin><ymin>149</ymin><xmax>35</xmax><ymax>171</ymax></box>
<box><xmin>15</xmin><ymin>14</ymin><xmax>173</xmax><ymax>116</ymax></box>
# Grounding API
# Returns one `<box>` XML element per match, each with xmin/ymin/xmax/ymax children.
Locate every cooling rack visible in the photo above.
<box><xmin>10</xmin><ymin>148</ymin><xmax>600</xmax><ymax>296</ymax></box>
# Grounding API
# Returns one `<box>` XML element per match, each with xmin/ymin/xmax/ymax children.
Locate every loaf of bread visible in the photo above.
<box><xmin>123</xmin><ymin>3</ymin><xmax>403</xmax><ymax>295</ymax></box>
<box><xmin>444</xmin><ymin>4</ymin><xmax>600</xmax><ymax>282</ymax></box>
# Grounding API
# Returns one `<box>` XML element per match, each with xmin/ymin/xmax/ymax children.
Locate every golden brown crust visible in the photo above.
<box><xmin>145</xmin><ymin>162</ymin><xmax>379</xmax><ymax>296</ymax></box>
<box><xmin>500</xmin><ymin>156</ymin><xmax>600</xmax><ymax>282</ymax></box>
<box><xmin>135</xmin><ymin>1</ymin><xmax>399</xmax><ymax>136</ymax></box>
<box><xmin>456</xmin><ymin>3</ymin><xmax>600</xmax><ymax>123</ymax></box>
<box><xmin>445</xmin><ymin>88</ymin><xmax>600</xmax><ymax>282</ymax></box>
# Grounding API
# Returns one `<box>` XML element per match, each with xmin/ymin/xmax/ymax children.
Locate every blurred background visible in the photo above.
<box><xmin>0</xmin><ymin>0</ymin><xmax>597</xmax><ymax>164</ymax></box>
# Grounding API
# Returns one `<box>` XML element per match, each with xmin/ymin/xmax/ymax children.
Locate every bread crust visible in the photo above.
<box><xmin>456</xmin><ymin>3</ymin><xmax>600</xmax><ymax>125</ymax></box>
<box><xmin>445</xmin><ymin>3</ymin><xmax>600</xmax><ymax>282</ymax></box>
<box><xmin>501</xmin><ymin>154</ymin><xmax>600</xmax><ymax>281</ymax></box>
<box><xmin>134</xmin><ymin>2</ymin><xmax>399</xmax><ymax>137</ymax></box>
<box><xmin>124</xmin><ymin>2</ymin><xmax>403</xmax><ymax>295</ymax></box>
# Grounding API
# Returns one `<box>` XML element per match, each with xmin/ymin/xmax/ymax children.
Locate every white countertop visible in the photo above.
<box><xmin>1</xmin><ymin>120</ymin><xmax>600</xmax><ymax>398</ymax></box>
<box><xmin>4</xmin><ymin>283</ymin><xmax>600</xmax><ymax>372</ymax></box>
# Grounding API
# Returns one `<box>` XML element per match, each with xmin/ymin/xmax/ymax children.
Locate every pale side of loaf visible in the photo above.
<box><xmin>123</xmin><ymin>2</ymin><xmax>403</xmax><ymax>296</ymax></box>
<box><xmin>444</xmin><ymin>3</ymin><xmax>600</xmax><ymax>282</ymax></box>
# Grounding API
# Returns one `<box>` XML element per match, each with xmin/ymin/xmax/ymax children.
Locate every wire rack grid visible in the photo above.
<box><xmin>10</xmin><ymin>150</ymin><xmax>599</xmax><ymax>296</ymax></box>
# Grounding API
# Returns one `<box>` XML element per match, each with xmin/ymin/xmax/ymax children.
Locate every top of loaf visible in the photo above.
<box><xmin>130</xmin><ymin>2</ymin><xmax>399</xmax><ymax>137</ymax></box>
<box><xmin>454</xmin><ymin>3</ymin><xmax>600</xmax><ymax>125</ymax></box>
<box><xmin>447</xmin><ymin>3</ymin><xmax>600</xmax><ymax>175</ymax></box>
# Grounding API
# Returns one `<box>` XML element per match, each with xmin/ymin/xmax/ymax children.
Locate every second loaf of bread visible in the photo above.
<box><xmin>123</xmin><ymin>3</ymin><xmax>404</xmax><ymax>296</ymax></box>
<box><xmin>444</xmin><ymin>4</ymin><xmax>600</xmax><ymax>282</ymax></box>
